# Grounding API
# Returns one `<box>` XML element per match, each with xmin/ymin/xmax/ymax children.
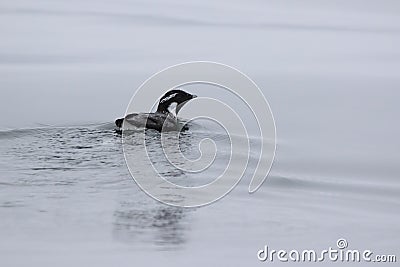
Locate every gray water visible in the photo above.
<box><xmin>1</xmin><ymin>0</ymin><xmax>400</xmax><ymax>266</ymax></box>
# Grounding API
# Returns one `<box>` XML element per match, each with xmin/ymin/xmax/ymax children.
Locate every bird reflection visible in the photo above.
<box><xmin>113</xmin><ymin>201</ymin><xmax>191</xmax><ymax>248</ymax></box>
<box><xmin>112</xmin><ymin>124</ymin><xmax>224</xmax><ymax>248</ymax></box>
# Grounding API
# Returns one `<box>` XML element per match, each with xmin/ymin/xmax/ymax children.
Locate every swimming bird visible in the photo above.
<box><xmin>115</xmin><ymin>89</ymin><xmax>197</xmax><ymax>132</ymax></box>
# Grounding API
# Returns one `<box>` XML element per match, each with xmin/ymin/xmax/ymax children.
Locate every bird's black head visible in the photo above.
<box><xmin>156</xmin><ymin>89</ymin><xmax>197</xmax><ymax>115</ymax></box>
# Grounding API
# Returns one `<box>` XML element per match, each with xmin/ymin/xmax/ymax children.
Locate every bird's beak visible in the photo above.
<box><xmin>192</xmin><ymin>94</ymin><xmax>197</xmax><ymax>99</ymax></box>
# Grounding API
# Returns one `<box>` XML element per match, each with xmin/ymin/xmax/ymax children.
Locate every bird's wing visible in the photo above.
<box><xmin>123</xmin><ymin>112</ymin><xmax>176</xmax><ymax>132</ymax></box>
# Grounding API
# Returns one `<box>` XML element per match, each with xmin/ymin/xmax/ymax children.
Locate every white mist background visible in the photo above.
<box><xmin>1</xmin><ymin>0</ymin><xmax>399</xmax><ymax>129</ymax></box>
